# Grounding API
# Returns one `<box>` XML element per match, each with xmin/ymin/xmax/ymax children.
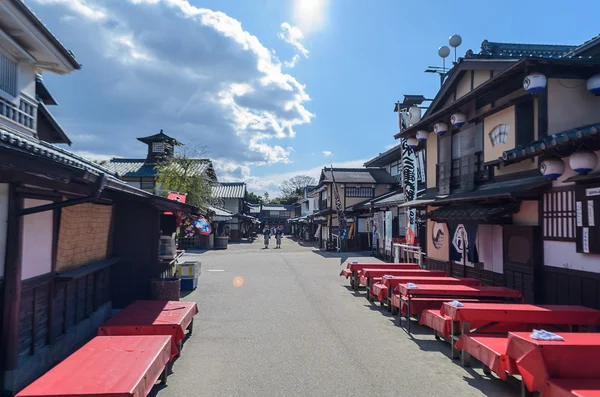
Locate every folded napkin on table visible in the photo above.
<box><xmin>406</xmin><ymin>283</ymin><xmax>419</xmax><ymax>289</ymax></box>
<box><xmin>448</xmin><ymin>300</ymin><xmax>464</xmax><ymax>307</ymax></box>
<box><xmin>530</xmin><ymin>329</ymin><xmax>564</xmax><ymax>341</ymax></box>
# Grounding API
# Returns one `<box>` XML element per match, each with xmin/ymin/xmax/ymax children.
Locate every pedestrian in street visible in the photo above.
<box><xmin>263</xmin><ymin>225</ymin><xmax>271</xmax><ymax>249</ymax></box>
<box><xmin>275</xmin><ymin>227</ymin><xmax>283</xmax><ymax>249</ymax></box>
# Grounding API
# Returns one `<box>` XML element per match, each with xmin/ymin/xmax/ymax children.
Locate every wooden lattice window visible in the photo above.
<box><xmin>543</xmin><ymin>189</ymin><xmax>576</xmax><ymax>241</ymax></box>
<box><xmin>345</xmin><ymin>187</ymin><xmax>374</xmax><ymax>198</ymax></box>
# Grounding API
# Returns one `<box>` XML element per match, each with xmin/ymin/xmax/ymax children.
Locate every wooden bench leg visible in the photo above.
<box><xmin>450</xmin><ymin>320</ymin><xmax>459</xmax><ymax>359</ymax></box>
<box><xmin>188</xmin><ymin>318</ymin><xmax>194</xmax><ymax>336</ymax></box>
<box><xmin>483</xmin><ymin>365</ymin><xmax>492</xmax><ymax>375</ymax></box>
<box><xmin>176</xmin><ymin>342</ymin><xmax>183</xmax><ymax>357</ymax></box>
<box><xmin>521</xmin><ymin>381</ymin><xmax>534</xmax><ymax>397</ymax></box>
<box><xmin>160</xmin><ymin>366</ymin><xmax>168</xmax><ymax>385</ymax></box>
<box><xmin>460</xmin><ymin>321</ymin><xmax>471</xmax><ymax>367</ymax></box>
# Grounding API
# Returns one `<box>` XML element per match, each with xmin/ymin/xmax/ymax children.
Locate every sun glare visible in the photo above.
<box><xmin>293</xmin><ymin>0</ymin><xmax>327</xmax><ymax>33</ymax></box>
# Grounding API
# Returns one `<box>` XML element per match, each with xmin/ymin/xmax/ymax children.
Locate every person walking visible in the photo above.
<box><xmin>275</xmin><ymin>227</ymin><xmax>283</xmax><ymax>249</ymax></box>
<box><xmin>263</xmin><ymin>225</ymin><xmax>271</xmax><ymax>249</ymax></box>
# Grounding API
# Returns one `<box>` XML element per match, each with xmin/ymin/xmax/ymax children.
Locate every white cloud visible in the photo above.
<box><xmin>72</xmin><ymin>151</ymin><xmax>118</xmax><ymax>163</ymax></box>
<box><xmin>30</xmin><ymin>0</ymin><xmax>313</xmax><ymax>168</ymax></box>
<box><xmin>293</xmin><ymin>0</ymin><xmax>328</xmax><ymax>33</ymax></box>
<box><xmin>225</xmin><ymin>159</ymin><xmax>368</xmax><ymax>197</ymax></box>
<box><xmin>278</xmin><ymin>22</ymin><xmax>308</xmax><ymax>58</ymax></box>
<box><xmin>321</xmin><ymin>150</ymin><xmax>333</xmax><ymax>157</ymax></box>
<box><xmin>283</xmin><ymin>54</ymin><xmax>300</xmax><ymax>68</ymax></box>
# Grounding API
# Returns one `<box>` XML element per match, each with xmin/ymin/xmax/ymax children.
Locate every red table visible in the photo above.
<box><xmin>98</xmin><ymin>300</ymin><xmax>198</xmax><ymax>356</ymax></box>
<box><xmin>542</xmin><ymin>379</ymin><xmax>600</xmax><ymax>397</ymax></box>
<box><xmin>16</xmin><ymin>336</ymin><xmax>172</xmax><ymax>397</ymax></box>
<box><xmin>507</xmin><ymin>332</ymin><xmax>600</xmax><ymax>393</ymax></box>
<box><xmin>397</xmin><ymin>285</ymin><xmax>522</xmax><ymax>335</ymax></box>
<box><xmin>455</xmin><ymin>334</ymin><xmax>515</xmax><ymax>380</ymax></box>
<box><xmin>361</xmin><ymin>269</ymin><xmax>446</xmax><ymax>299</ymax></box>
<box><xmin>372</xmin><ymin>277</ymin><xmax>481</xmax><ymax>307</ymax></box>
<box><xmin>442</xmin><ymin>304</ymin><xmax>600</xmax><ymax>360</ymax></box>
<box><xmin>340</xmin><ymin>263</ymin><xmax>420</xmax><ymax>291</ymax></box>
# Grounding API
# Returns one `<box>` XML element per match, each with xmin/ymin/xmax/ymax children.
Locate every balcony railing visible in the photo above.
<box><xmin>0</xmin><ymin>96</ymin><xmax>36</xmax><ymax>131</ymax></box>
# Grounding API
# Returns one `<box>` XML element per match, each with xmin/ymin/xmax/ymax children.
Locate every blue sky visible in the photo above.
<box><xmin>31</xmin><ymin>0</ymin><xmax>600</xmax><ymax>196</ymax></box>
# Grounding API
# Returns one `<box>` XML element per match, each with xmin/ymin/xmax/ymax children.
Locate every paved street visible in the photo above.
<box><xmin>157</xmin><ymin>238</ymin><xmax>518</xmax><ymax>397</ymax></box>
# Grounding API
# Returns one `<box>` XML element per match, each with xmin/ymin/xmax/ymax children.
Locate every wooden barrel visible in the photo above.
<box><xmin>215</xmin><ymin>236</ymin><xmax>228</xmax><ymax>250</ymax></box>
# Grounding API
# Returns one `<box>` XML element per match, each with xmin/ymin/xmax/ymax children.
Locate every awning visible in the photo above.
<box><xmin>399</xmin><ymin>199</ymin><xmax>435</xmax><ymax>208</ymax></box>
<box><xmin>427</xmin><ymin>202</ymin><xmax>520</xmax><ymax>223</ymax></box>
<box><xmin>433</xmin><ymin>175</ymin><xmax>550</xmax><ymax>204</ymax></box>
<box><xmin>208</xmin><ymin>205</ymin><xmax>233</xmax><ymax>221</ymax></box>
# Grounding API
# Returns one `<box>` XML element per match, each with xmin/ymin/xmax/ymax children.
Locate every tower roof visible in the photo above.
<box><xmin>136</xmin><ymin>130</ymin><xmax>181</xmax><ymax>145</ymax></box>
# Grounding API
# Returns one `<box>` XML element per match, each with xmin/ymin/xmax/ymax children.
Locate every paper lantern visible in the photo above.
<box><xmin>523</xmin><ymin>73</ymin><xmax>547</xmax><ymax>94</ymax></box>
<box><xmin>569</xmin><ymin>149</ymin><xmax>598</xmax><ymax>174</ymax></box>
<box><xmin>434</xmin><ymin>122</ymin><xmax>448</xmax><ymax>136</ymax></box>
<box><xmin>540</xmin><ymin>158</ymin><xmax>565</xmax><ymax>180</ymax></box>
<box><xmin>408</xmin><ymin>106</ymin><xmax>421</xmax><ymax>125</ymax></box>
<box><xmin>406</xmin><ymin>137</ymin><xmax>419</xmax><ymax>148</ymax></box>
<box><xmin>416</xmin><ymin>130</ymin><xmax>429</xmax><ymax>142</ymax></box>
<box><xmin>450</xmin><ymin>113</ymin><xmax>467</xmax><ymax>127</ymax></box>
<box><xmin>587</xmin><ymin>74</ymin><xmax>600</xmax><ymax>96</ymax></box>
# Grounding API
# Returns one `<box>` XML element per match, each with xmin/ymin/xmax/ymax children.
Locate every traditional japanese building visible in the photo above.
<box><xmin>395</xmin><ymin>37</ymin><xmax>600</xmax><ymax>305</ymax></box>
<box><xmin>106</xmin><ymin>130</ymin><xmax>217</xmax><ymax>194</ymax></box>
<box><xmin>211</xmin><ymin>182</ymin><xmax>256</xmax><ymax>241</ymax></box>
<box><xmin>0</xmin><ymin>1</ymin><xmax>199</xmax><ymax>393</ymax></box>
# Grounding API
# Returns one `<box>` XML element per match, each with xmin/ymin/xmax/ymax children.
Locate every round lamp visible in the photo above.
<box><xmin>569</xmin><ymin>149</ymin><xmax>598</xmax><ymax>174</ymax></box>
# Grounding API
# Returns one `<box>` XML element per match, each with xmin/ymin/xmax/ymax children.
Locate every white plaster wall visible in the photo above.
<box><xmin>20</xmin><ymin>199</ymin><xmax>53</xmax><ymax>280</ymax></box>
<box><xmin>547</xmin><ymin>78</ymin><xmax>600</xmax><ymax>135</ymax></box>
<box><xmin>477</xmin><ymin>225</ymin><xmax>504</xmax><ymax>274</ymax></box>
<box><xmin>0</xmin><ymin>184</ymin><xmax>8</xmax><ymax>279</ymax></box>
<box><xmin>19</xmin><ymin>63</ymin><xmax>36</xmax><ymax>100</ymax></box>
<box><xmin>544</xmin><ymin>240</ymin><xmax>600</xmax><ymax>273</ymax></box>
<box><xmin>513</xmin><ymin>201</ymin><xmax>539</xmax><ymax>226</ymax></box>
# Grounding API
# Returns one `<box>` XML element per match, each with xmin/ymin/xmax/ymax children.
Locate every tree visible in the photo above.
<box><xmin>263</xmin><ymin>192</ymin><xmax>270</xmax><ymax>203</ymax></box>
<box><xmin>154</xmin><ymin>145</ymin><xmax>212</xmax><ymax>208</ymax></box>
<box><xmin>279</xmin><ymin>175</ymin><xmax>316</xmax><ymax>196</ymax></box>
<box><xmin>246</xmin><ymin>192</ymin><xmax>264</xmax><ymax>204</ymax></box>
<box><xmin>271</xmin><ymin>194</ymin><xmax>300</xmax><ymax>205</ymax></box>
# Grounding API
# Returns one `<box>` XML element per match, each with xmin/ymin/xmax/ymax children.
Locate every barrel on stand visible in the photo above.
<box><xmin>214</xmin><ymin>236</ymin><xmax>228</xmax><ymax>250</ymax></box>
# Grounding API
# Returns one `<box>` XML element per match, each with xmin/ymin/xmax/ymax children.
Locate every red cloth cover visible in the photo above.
<box><xmin>542</xmin><ymin>379</ymin><xmax>600</xmax><ymax>397</ymax></box>
<box><xmin>398</xmin><ymin>284</ymin><xmax>522</xmax><ymax>300</ymax></box>
<box><xmin>507</xmin><ymin>332</ymin><xmax>600</xmax><ymax>393</ymax></box>
<box><xmin>441</xmin><ymin>303</ymin><xmax>600</xmax><ymax>325</ymax></box>
<box><xmin>98</xmin><ymin>300</ymin><xmax>198</xmax><ymax>357</ymax></box>
<box><xmin>455</xmin><ymin>334</ymin><xmax>514</xmax><ymax>380</ymax></box>
<box><xmin>388</xmin><ymin>277</ymin><xmax>482</xmax><ymax>293</ymax></box>
<box><xmin>372</xmin><ymin>282</ymin><xmax>388</xmax><ymax>301</ymax></box>
<box><xmin>345</xmin><ymin>263</ymin><xmax>420</xmax><ymax>272</ymax></box>
<box><xmin>361</xmin><ymin>269</ymin><xmax>446</xmax><ymax>279</ymax></box>
<box><xmin>16</xmin><ymin>336</ymin><xmax>171</xmax><ymax>397</ymax></box>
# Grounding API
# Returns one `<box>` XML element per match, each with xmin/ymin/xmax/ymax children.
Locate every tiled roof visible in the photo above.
<box><xmin>566</xmin><ymin>34</ymin><xmax>600</xmax><ymax>57</ymax></box>
<box><xmin>427</xmin><ymin>202</ymin><xmax>520</xmax><ymax>222</ymax></box>
<box><xmin>211</xmin><ymin>182</ymin><xmax>246</xmax><ymax>199</ymax></box>
<box><xmin>248</xmin><ymin>204</ymin><xmax>261</xmax><ymax>214</ymax></box>
<box><xmin>207</xmin><ymin>205</ymin><xmax>233</xmax><ymax>217</ymax></box>
<box><xmin>501</xmin><ymin>123</ymin><xmax>600</xmax><ymax>164</ymax></box>
<box><xmin>321</xmin><ymin>168</ymin><xmax>398</xmax><ymax>184</ymax></box>
<box><xmin>12</xmin><ymin>0</ymin><xmax>80</xmax><ymax>70</ymax></box>
<box><xmin>261</xmin><ymin>204</ymin><xmax>295</xmax><ymax>211</ymax></box>
<box><xmin>0</xmin><ymin>129</ymin><xmax>117</xmax><ymax>177</ymax></box>
<box><xmin>373</xmin><ymin>191</ymin><xmax>405</xmax><ymax>207</ymax></box>
<box><xmin>465</xmin><ymin>40</ymin><xmax>576</xmax><ymax>59</ymax></box>
<box><xmin>105</xmin><ymin>158</ymin><xmax>211</xmax><ymax>178</ymax></box>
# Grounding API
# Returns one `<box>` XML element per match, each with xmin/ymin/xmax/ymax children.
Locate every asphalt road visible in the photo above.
<box><xmin>155</xmin><ymin>238</ymin><xmax>518</xmax><ymax>397</ymax></box>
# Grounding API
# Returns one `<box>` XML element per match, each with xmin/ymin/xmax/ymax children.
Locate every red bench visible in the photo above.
<box><xmin>455</xmin><ymin>333</ymin><xmax>515</xmax><ymax>380</ymax></box>
<box><xmin>98</xmin><ymin>300</ymin><xmax>198</xmax><ymax>357</ymax></box>
<box><xmin>361</xmin><ymin>269</ymin><xmax>446</xmax><ymax>300</ymax></box>
<box><xmin>373</xmin><ymin>277</ymin><xmax>481</xmax><ymax>308</ymax></box>
<box><xmin>16</xmin><ymin>336</ymin><xmax>172</xmax><ymax>397</ymax></box>
<box><xmin>340</xmin><ymin>263</ymin><xmax>420</xmax><ymax>291</ymax></box>
<box><xmin>542</xmin><ymin>379</ymin><xmax>600</xmax><ymax>397</ymax></box>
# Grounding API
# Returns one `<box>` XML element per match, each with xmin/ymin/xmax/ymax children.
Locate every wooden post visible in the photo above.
<box><xmin>1</xmin><ymin>185</ymin><xmax>23</xmax><ymax>371</ymax></box>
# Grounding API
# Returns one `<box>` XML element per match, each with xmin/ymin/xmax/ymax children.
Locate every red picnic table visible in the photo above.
<box><xmin>442</xmin><ymin>303</ymin><xmax>600</xmax><ymax>361</ymax></box>
<box><xmin>396</xmin><ymin>284</ymin><xmax>522</xmax><ymax>335</ymax></box>
<box><xmin>359</xmin><ymin>269</ymin><xmax>446</xmax><ymax>299</ymax></box>
<box><xmin>372</xmin><ymin>276</ymin><xmax>482</xmax><ymax>307</ymax></box>
<box><xmin>340</xmin><ymin>263</ymin><xmax>420</xmax><ymax>291</ymax></box>
<box><xmin>507</xmin><ymin>332</ymin><xmax>600</xmax><ymax>394</ymax></box>
<box><xmin>16</xmin><ymin>335</ymin><xmax>172</xmax><ymax>397</ymax></box>
<box><xmin>98</xmin><ymin>300</ymin><xmax>198</xmax><ymax>357</ymax></box>
<box><xmin>542</xmin><ymin>379</ymin><xmax>600</xmax><ymax>397</ymax></box>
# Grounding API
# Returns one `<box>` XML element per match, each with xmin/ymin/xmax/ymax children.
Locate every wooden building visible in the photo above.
<box><xmin>395</xmin><ymin>37</ymin><xmax>600</xmax><ymax>306</ymax></box>
<box><xmin>106</xmin><ymin>130</ymin><xmax>217</xmax><ymax>194</ymax></box>
<box><xmin>258</xmin><ymin>204</ymin><xmax>295</xmax><ymax>234</ymax></box>
<box><xmin>309</xmin><ymin>168</ymin><xmax>398</xmax><ymax>250</ymax></box>
<box><xmin>0</xmin><ymin>2</ymin><xmax>200</xmax><ymax>393</ymax></box>
<box><xmin>211</xmin><ymin>182</ymin><xmax>255</xmax><ymax>241</ymax></box>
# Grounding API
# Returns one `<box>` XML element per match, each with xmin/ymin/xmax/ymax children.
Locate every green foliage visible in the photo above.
<box><xmin>263</xmin><ymin>192</ymin><xmax>270</xmax><ymax>203</ymax></box>
<box><xmin>154</xmin><ymin>145</ymin><xmax>212</xmax><ymax>208</ymax></box>
<box><xmin>246</xmin><ymin>192</ymin><xmax>264</xmax><ymax>204</ymax></box>
<box><xmin>271</xmin><ymin>192</ymin><xmax>302</xmax><ymax>205</ymax></box>
<box><xmin>279</xmin><ymin>175</ymin><xmax>316</xmax><ymax>196</ymax></box>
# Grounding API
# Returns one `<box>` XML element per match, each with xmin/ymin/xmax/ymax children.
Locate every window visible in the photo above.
<box><xmin>141</xmin><ymin>181</ymin><xmax>155</xmax><ymax>189</ymax></box>
<box><xmin>0</xmin><ymin>52</ymin><xmax>17</xmax><ymax>99</ymax></box>
<box><xmin>489</xmin><ymin>124</ymin><xmax>509</xmax><ymax>147</ymax></box>
<box><xmin>152</xmin><ymin>142</ymin><xmax>165</xmax><ymax>153</ymax></box>
<box><xmin>269</xmin><ymin>211</ymin><xmax>280</xmax><ymax>217</ymax></box>
<box><xmin>543</xmin><ymin>189</ymin><xmax>576</xmax><ymax>241</ymax></box>
<box><xmin>345</xmin><ymin>187</ymin><xmax>374</xmax><ymax>198</ymax></box>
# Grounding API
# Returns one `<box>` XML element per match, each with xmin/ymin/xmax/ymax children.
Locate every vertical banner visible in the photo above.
<box><xmin>400</xmin><ymin>136</ymin><xmax>418</xmax><ymax>245</ymax></box>
<box><xmin>330</xmin><ymin>167</ymin><xmax>347</xmax><ymax>242</ymax></box>
<box><xmin>385</xmin><ymin>211</ymin><xmax>393</xmax><ymax>255</ymax></box>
